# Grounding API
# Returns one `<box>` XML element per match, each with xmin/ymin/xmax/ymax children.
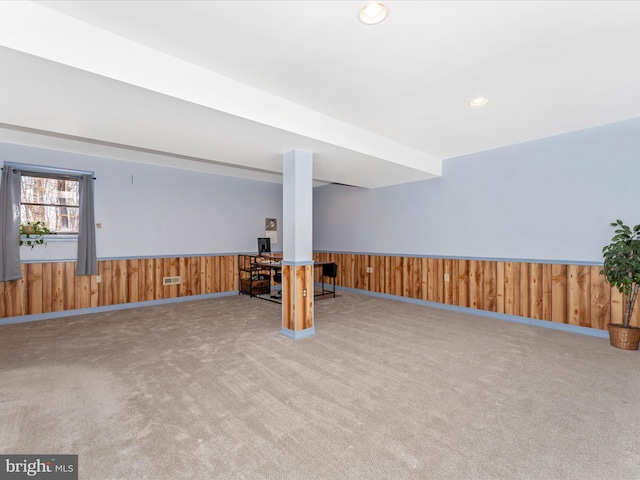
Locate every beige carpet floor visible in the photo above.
<box><xmin>0</xmin><ymin>291</ymin><xmax>638</xmax><ymax>479</ymax></box>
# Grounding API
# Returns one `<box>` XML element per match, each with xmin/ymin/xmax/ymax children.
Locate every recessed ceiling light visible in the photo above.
<box><xmin>469</xmin><ymin>97</ymin><xmax>490</xmax><ymax>107</ymax></box>
<box><xmin>359</xmin><ymin>2</ymin><xmax>389</xmax><ymax>25</ymax></box>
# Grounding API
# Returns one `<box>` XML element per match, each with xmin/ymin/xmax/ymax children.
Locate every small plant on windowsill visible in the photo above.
<box><xmin>19</xmin><ymin>221</ymin><xmax>51</xmax><ymax>249</ymax></box>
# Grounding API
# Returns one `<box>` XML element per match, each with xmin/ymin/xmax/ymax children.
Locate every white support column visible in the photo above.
<box><xmin>280</xmin><ymin>149</ymin><xmax>315</xmax><ymax>339</ymax></box>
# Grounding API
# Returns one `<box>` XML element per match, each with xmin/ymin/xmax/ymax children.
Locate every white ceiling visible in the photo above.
<box><xmin>0</xmin><ymin>1</ymin><xmax>638</xmax><ymax>188</ymax></box>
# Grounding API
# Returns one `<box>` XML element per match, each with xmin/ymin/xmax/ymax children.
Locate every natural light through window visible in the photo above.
<box><xmin>20</xmin><ymin>174</ymin><xmax>80</xmax><ymax>234</ymax></box>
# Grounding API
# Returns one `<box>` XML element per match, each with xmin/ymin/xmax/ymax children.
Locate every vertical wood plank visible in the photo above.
<box><xmin>365</xmin><ymin>255</ymin><xmax>375</xmax><ymax>292</ymax></box>
<box><xmin>383</xmin><ymin>255</ymin><xmax>394</xmax><ymax>295</ymax></box>
<box><xmin>483</xmin><ymin>261</ymin><xmax>497</xmax><ymax>312</ymax></box>
<box><xmin>4</xmin><ymin>279</ymin><xmax>22</xmax><ymax>317</ymax></box>
<box><xmin>192</xmin><ymin>256</ymin><xmax>203</xmax><ymax>295</ymax></box>
<box><xmin>221</xmin><ymin>255</ymin><xmax>229</xmax><ymax>292</ymax></box>
<box><xmin>451</xmin><ymin>259</ymin><xmax>459</xmax><ymax>306</ymax></box>
<box><xmin>27</xmin><ymin>263</ymin><xmax>43</xmax><ymax>315</ymax></box>
<box><xmin>168</xmin><ymin>257</ymin><xmax>179</xmax><ymax>297</ymax></box>
<box><xmin>128</xmin><ymin>259</ymin><xmax>139</xmax><ymax>303</ymax></box>
<box><xmin>402</xmin><ymin>256</ymin><xmax>411</xmax><ymax>297</ymax></box>
<box><xmin>3</xmin><ymin>280</ymin><xmax>13</xmax><ymax>317</ymax></box>
<box><xmin>519</xmin><ymin>262</ymin><xmax>530</xmax><ymax>318</ymax></box>
<box><xmin>427</xmin><ymin>258</ymin><xmax>437</xmax><ymax>302</ymax></box>
<box><xmin>75</xmin><ymin>272</ymin><xmax>92</xmax><ymax>309</ymax></box>
<box><xmin>590</xmin><ymin>265</ymin><xmax>610</xmax><ymax>329</ymax></box>
<box><xmin>313</xmin><ymin>252</ymin><xmax>321</xmax><ymax>283</ymax></box>
<box><xmin>205</xmin><ymin>256</ymin><xmax>214</xmax><ymax>294</ymax></box>
<box><xmin>362</xmin><ymin>254</ymin><xmax>372</xmax><ymax>292</ymax></box>
<box><xmin>42</xmin><ymin>262</ymin><xmax>52</xmax><ymax>313</ymax></box>
<box><xmin>610</xmin><ymin>287</ymin><xmax>624</xmax><ymax>326</ymax></box>
<box><xmin>355</xmin><ymin>254</ymin><xmax>365</xmax><ymax>291</ymax></box>
<box><xmin>51</xmin><ymin>262</ymin><xmax>65</xmax><ymax>312</ymax></box>
<box><xmin>412</xmin><ymin>256</ymin><xmax>421</xmax><ymax>298</ymax></box>
<box><xmin>300</xmin><ymin>265</ymin><xmax>314</xmax><ymax>330</ymax></box>
<box><xmin>212</xmin><ymin>256</ymin><xmax>221</xmax><ymax>293</ymax></box>
<box><xmin>4</xmin><ymin>265</ymin><xmax>28</xmax><ymax>317</ymax></box>
<box><xmin>567</xmin><ymin>265</ymin><xmax>590</xmax><ymax>326</ymax></box>
<box><xmin>18</xmin><ymin>265</ymin><xmax>28</xmax><ymax>316</ymax></box>
<box><xmin>155</xmin><ymin>258</ymin><xmax>165</xmax><ymax>300</ymax></box>
<box><xmin>630</xmin><ymin>291</ymin><xmax>640</xmax><ymax>328</ymax></box>
<box><xmin>392</xmin><ymin>256</ymin><xmax>403</xmax><ymax>296</ymax></box>
<box><xmin>90</xmin><ymin>272</ymin><xmax>99</xmax><ymax>308</ymax></box>
<box><xmin>64</xmin><ymin>262</ymin><xmax>76</xmax><ymax>311</ymax></box>
<box><xmin>233</xmin><ymin>255</ymin><xmax>240</xmax><ymax>293</ymax></box>
<box><xmin>347</xmin><ymin>254</ymin><xmax>356</xmax><ymax>289</ymax></box>
<box><xmin>197</xmin><ymin>256</ymin><xmax>206</xmax><ymax>295</ymax></box>
<box><xmin>529</xmin><ymin>263</ymin><xmax>544</xmax><ymax>320</ymax></box>
<box><xmin>495</xmin><ymin>261</ymin><xmax>504</xmax><ymax>313</ymax></box>
<box><xmin>420</xmin><ymin>257</ymin><xmax>428</xmax><ymax>301</ymax></box>
<box><xmin>542</xmin><ymin>263</ymin><xmax>553</xmax><ymax>321</ymax></box>
<box><xmin>217</xmin><ymin>256</ymin><xmax>226</xmax><ymax>293</ymax></box>
<box><xmin>468</xmin><ymin>260</ymin><xmax>478</xmax><ymax>310</ymax></box>
<box><xmin>227</xmin><ymin>255</ymin><xmax>235</xmax><ymax>292</ymax></box>
<box><xmin>469</xmin><ymin>260</ymin><xmax>484</xmax><ymax>310</ymax></box>
<box><xmin>282</xmin><ymin>265</ymin><xmax>293</xmax><ymax>330</ymax></box>
<box><xmin>503</xmin><ymin>262</ymin><xmax>520</xmax><ymax>316</ymax></box>
<box><xmin>551</xmin><ymin>264</ymin><xmax>568</xmax><ymax>324</ymax></box>
<box><xmin>114</xmin><ymin>259</ymin><xmax>128</xmax><ymax>305</ymax></box>
<box><xmin>412</xmin><ymin>257</ymin><xmax>422</xmax><ymax>299</ymax></box>
<box><xmin>457</xmin><ymin>259</ymin><xmax>469</xmax><ymax>307</ymax></box>
<box><xmin>180</xmin><ymin>257</ymin><xmax>190</xmax><ymax>297</ymax></box>
<box><xmin>436</xmin><ymin>258</ymin><xmax>444</xmax><ymax>303</ymax></box>
<box><xmin>375</xmin><ymin>255</ymin><xmax>386</xmax><ymax>293</ymax></box>
<box><xmin>385</xmin><ymin>256</ymin><xmax>394</xmax><ymax>294</ymax></box>
<box><xmin>443</xmin><ymin>258</ymin><xmax>453</xmax><ymax>304</ymax></box>
<box><xmin>144</xmin><ymin>258</ymin><xmax>156</xmax><ymax>301</ymax></box>
<box><xmin>98</xmin><ymin>260</ymin><xmax>109</xmax><ymax>306</ymax></box>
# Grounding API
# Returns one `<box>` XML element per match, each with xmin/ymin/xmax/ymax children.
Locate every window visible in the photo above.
<box><xmin>20</xmin><ymin>173</ymin><xmax>80</xmax><ymax>234</ymax></box>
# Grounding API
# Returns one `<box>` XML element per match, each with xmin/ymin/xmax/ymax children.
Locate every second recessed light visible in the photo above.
<box><xmin>359</xmin><ymin>2</ymin><xmax>389</xmax><ymax>25</ymax></box>
<box><xmin>469</xmin><ymin>97</ymin><xmax>490</xmax><ymax>107</ymax></box>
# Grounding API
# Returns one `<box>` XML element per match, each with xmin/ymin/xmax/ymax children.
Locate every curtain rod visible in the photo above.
<box><xmin>1</xmin><ymin>167</ymin><xmax>96</xmax><ymax>180</ymax></box>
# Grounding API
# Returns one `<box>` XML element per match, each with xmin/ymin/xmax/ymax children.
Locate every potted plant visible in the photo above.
<box><xmin>19</xmin><ymin>221</ymin><xmax>51</xmax><ymax>249</ymax></box>
<box><xmin>601</xmin><ymin>219</ymin><xmax>640</xmax><ymax>350</ymax></box>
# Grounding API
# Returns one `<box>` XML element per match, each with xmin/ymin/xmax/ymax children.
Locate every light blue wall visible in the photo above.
<box><xmin>0</xmin><ymin>142</ymin><xmax>283</xmax><ymax>261</ymax></box>
<box><xmin>5</xmin><ymin>116</ymin><xmax>639</xmax><ymax>265</ymax></box>
<box><xmin>313</xmin><ymin>117</ymin><xmax>640</xmax><ymax>263</ymax></box>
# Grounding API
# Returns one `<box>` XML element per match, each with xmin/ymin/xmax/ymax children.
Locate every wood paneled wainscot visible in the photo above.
<box><xmin>0</xmin><ymin>256</ymin><xmax>238</xmax><ymax>319</ymax></box>
<box><xmin>281</xmin><ymin>264</ymin><xmax>314</xmax><ymax>333</ymax></box>
<box><xmin>4</xmin><ymin>253</ymin><xmax>635</xmax><ymax>333</ymax></box>
<box><xmin>313</xmin><ymin>252</ymin><xmax>640</xmax><ymax>331</ymax></box>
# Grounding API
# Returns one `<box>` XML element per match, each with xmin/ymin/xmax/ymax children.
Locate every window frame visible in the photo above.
<box><xmin>10</xmin><ymin>162</ymin><xmax>94</xmax><ymax>243</ymax></box>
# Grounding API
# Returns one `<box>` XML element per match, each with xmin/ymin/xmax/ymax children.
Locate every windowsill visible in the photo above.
<box><xmin>39</xmin><ymin>235</ymin><xmax>78</xmax><ymax>243</ymax></box>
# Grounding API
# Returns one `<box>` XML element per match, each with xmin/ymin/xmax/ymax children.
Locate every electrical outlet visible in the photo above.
<box><xmin>302</xmin><ymin>289</ymin><xmax>307</xmax><ymax>297</ymax></box>
<box><xmin>96</xmin><ymin>275</ymin><xmax>102</xmax><ymax>283</ymax></box>
<box><xmin>444</xmin><ymin>273</ymin><xmax>450</xmax><ymax>282</ymax></box>
<box><xmin>366</xmin><ymin>266</ymin><xmax>373</xmax><ymax>273</ymax></box>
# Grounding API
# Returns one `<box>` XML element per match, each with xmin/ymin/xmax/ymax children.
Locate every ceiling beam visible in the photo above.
<box><xmin>0</xmin><ymin>1</ymin><xmax>442</xmax><ymax>180</ymax></box>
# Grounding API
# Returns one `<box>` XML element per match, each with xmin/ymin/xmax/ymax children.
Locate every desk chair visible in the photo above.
<box><xmin>321</xmin><ymin>262</ymin><xmax>337</xmax><ymax>298</ymax></box>
<box><xmin>271</xmin><ymin>270</ymin><xmax>282</xmax><ymax>299</ymax></box>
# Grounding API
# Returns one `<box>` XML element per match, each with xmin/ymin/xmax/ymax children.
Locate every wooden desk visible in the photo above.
<box><xmin>239</xmin><ymin>255</ymin><xmax>337</xmax><ymax>302</ymax></box>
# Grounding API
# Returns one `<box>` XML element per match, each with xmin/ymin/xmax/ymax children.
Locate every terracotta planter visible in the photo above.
<box><xmin>21</xmin><ymin>225</ymin><xmax>36</xmax><ymax>235</ymax></box>
<box><xmin>608</xmin><ymin>323</ymin><xmax>640</xmax><ymax>350</ymax></box>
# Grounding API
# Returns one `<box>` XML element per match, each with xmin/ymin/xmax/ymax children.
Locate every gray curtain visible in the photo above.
<box><xmin>0</xmin><ymin>166</ymin><xmax>22</xmax><ymax>281</ymax></box>
<box><xmin>76</xmin><ymin>174</ymin><xmax>97</xmax><ymax>276</ymax></box>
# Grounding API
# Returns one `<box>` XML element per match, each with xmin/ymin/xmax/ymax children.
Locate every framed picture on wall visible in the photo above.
<box><xmin>266</xmin><ymin>218</ymin><xmax>277</xmax><ymax>244</ymax></box>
